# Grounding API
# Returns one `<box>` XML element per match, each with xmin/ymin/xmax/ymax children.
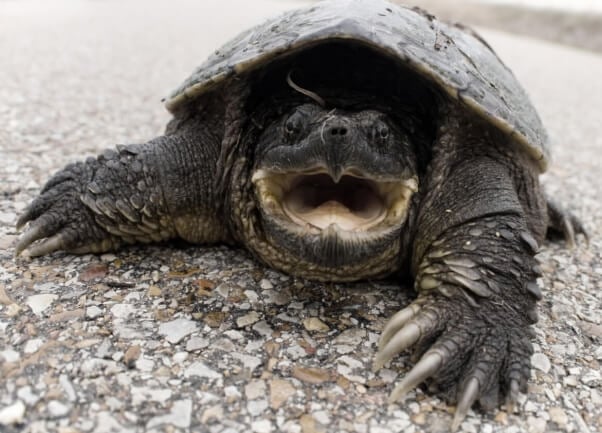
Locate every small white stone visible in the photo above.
<box><xmin>173</xmin><ymin>351</ymin><xmax>189</xmax><ymax>364</ymax></box>
<box><xmin>110</xmin><ymin>303</ymin><xmax>136</xmax><ymax>320</ymax></box>
<box><xmin>23</xmin><ymin>338</ymin><xmax>44</xmax><ymax>354</ymax></box>
<box><xmin>185</xmin><ymin>336</ymin><xmax>209</xmax><ymax>351</ymax></box>
<box><xmin>337</xmin><ymin>355</ymin><xmax>363</xmax><ymax>369</ymax></box>
<box><xmin>244</xmin><ymin>290</ymin><xmax>259</xmax><ymax>302</ymax></box>
<box><xmin>303</xmin><ymin>317</ymin><xmax>330</xmax><ymax>332</ymax></box>
<box><xmin>224</xmin><ymin>330</ymin><xmax>244</xmax><ymax>340</ymax></box>
<box><xmin>215</xmin><ymin>283</ymin><xmax>230</xmax><ymax>297</ymax></box>
<box><xmin>312</xmin><ymin>410</ymin><xmax>331</xmax><ymax>425</ymax></box>
<box><xmin>59</xmin><ymin>375</ymin><xmax>77</xmax><ymax>402</ymax></box>
<box><xmin>548</xmin><ymin>407</ymin><xmax>568</xmax><ymax>426</ymax></box>
<box><xmin>184</xmin><ymin>361</ymin><xmax>221</xmax><ymax>379</ymax></box>
<box><xmin>531</xmin><ymin>353</ymin><xmax>551</xmax><ymax>374</ymax></box>
<box><xmin>17</xmin><ymin>387</ymin><xmax>39</xmax><ymax>406</ymax></box>
<box><xmin>100</xmin><ymin>253</ymin><xmax>117</xmax><ymax>262</ymax></box>
<box><xmin>0</xmin><ymin>211</ymin><xmax>16</xmax><ymax>225</ymax></box>
<box><xmin>247</xmin><ymin>399</ymin><xmax>268</xmax><ymax>416</ymax></box>
<box><xmin>47</xmin><ymin>400</ymin><xmax>70</xmax><ymax>418</ymax></box>
<box><xmin>333</xmin><ymin>328</ymin><xmax>366</xmax><ymax>346</ymax></box>
<box><xmin>0</xmin><ymin>400</ymin><xmax>26</xmax><ymax>425</ymax></box>
<box><xmin>135</xmin><ymin>356</ymin><xmax>155</xmax><ymax>372</ymax></box>
<box><xmin>131</xmin><ymin>386</ymin><xmax>172</xmax><ymax>406</ymax></box>
<box><xmin>231</xmin><ymin>353</ymin><xmax>263</xmax><ymax>371</ymax></box>
<box><xmin>237</xmin><ymin>311</ymin><xmax>260</xmax><ymax>327</ymax></box>
<box><xmin>526</xmin><ymin>416</ymin><xmax>547</xmax><ymax>433</ymax></box>
<box><xmin>252</xmin><ymin>320</ymin><xmax>273</xmax><ymax>337</ymax></box>
<box><xmin>0</xmin><ymin>349</ymin><xmax>20</xmax><ymax>363</ymax></box>
<box><xmin>245</xmin><ymin>380</ymin><xmax>267</xmax><ymax>400</ymax></box>
<box><xmin>259</xmin><ymin>279</ymin><xmax>273</xmax><ymax>290</ymax></box>
<box><xmin>26</xmin><ymin>293</ymin><xmax>58</xmax><ymax>315</ymax></box>
<box><xmin>252</xmin><ymin>419</ymin><xmax>273</xmax><ymax>433</ymax></box>
<box><xmin>224</xmin><ymin>386</ymin><xmax>242</xmax><ymax>400</ymax></box>
<box><xmin>86</xmin><ymin>305</ymin><xmax>103</xmax><ymax>319</ymax></box>
<box><xmin>594</xmin><ymin>345</ymin><xmax>602</xmax><ymax>360</ymax></box>
<box><xmin>158</xmin><ymin>318</ymin><xmax>199</xmax><ymax>344</ymax></box>
<box><xmin>146</xmin><ymin>399</ymin><xmax>192</xmax><ymax>429</ymax></box>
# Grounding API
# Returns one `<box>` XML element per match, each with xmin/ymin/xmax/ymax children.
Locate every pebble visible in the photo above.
<box><xmin>526</xmin><ymin>416</ymin><xmax>547</xmax><ymax>433</ymax></box>
<box><xmin>1</xmin><ymin>349</ymin><xmax>21</xmax><ymax>363</ymax></box>
<box><xmin>224</xmin><ymin>386</ymin><xmax>242</xmax><ymax>402</ymax></box>
<box><xmin>0</xmin><ymin>211</ymin><xmax>16</xmax><ymax>225</ymax></box>
<box><xmin>245</xmin><ymin>380</ymin><xmax>267</xmax><ymax>400</ymax></box>
<box><xmin>0</xmin><ymin>400</ymin><xmax>26</xmax><ymax>425</ymax></box>
<box><xmin>548</xmin><ymin>407</ymin><xmax>568</xmax><ymax>426</ymax></box>
<box><xmin>259</xmin><ymin>279</ymin><xmax>273</xmax><ymax>290</ymax></box>
<box><xmin>17</xmin><ymin>386</ymin><xmax>40</xmax><ymax>406</ymax></box>
<box><xmin>123</xmin><ymin>345</ymin><xmax>141</xmax><ymax>367</ymax></box>
<box><xmin>47</xmin><ymin>400</ymin><xmax>70</xmax><ymax>418</ymax></box>
<box><xmin>23</xmin><ymin>338</ymin><xmax>45</xmax><ymax>354</ymax></box>
<box><xmin>251</xmin><ymin>419</ymin><xmax>273</xmax><ymax>433</ymax></box>
<box><xmin>131</xmin><ymin>387</ymin><xmax>172</xmax><ymax>406</ymax></box>
<box><xmin>333</xmin><ymin>328</ymin><xmax>366</xmax><ymax>346</ymax></box>
<box><xmin>86</xmin><ymin>305</ymin><xmax>103</xmax><ymax>319</ymax></box>
<box><xmin>146</xmin><ymin>399</ymin><xmax>192</xmax><ymax>429</ymax></box>
<box><xmin>201</xmin><ymin>405</ymin><xmax>223</xmax><ymax>423</ymax></box>
<box><xmin>269</xmin><ymin>379</ymin><xmax>296</xmax><ymax>410</ymax></box>
<box><xmin>531</xmin><ymin>353</ymin><xmax>551</xmax><ymax>374</ymax></box>
<box><xmin>184</xmin><ymin>361</ymin><xmax>221</xmax><ymax>379</ymax></box>
<box><xmin>292</xmin><ymin>366</ymin><xmax>332</xmax><ymax>384</ymax></box>
<box><xmin>236</xmin><ymin>311</ymin><xmax>260</xmax><ymax>327</ymax></box>
<box><xmin>185</xmin><ymin>336</ymin><xmax>210</xmax><ymax>351</ymax></box>
<box><xmin>247</xmin><ymin>398</ymin><xmax>269</xmax><ymax>416</ymax></box>
<box><xmin>303</xmin><ymin>317</ymin><xmax>330</xmax><ymax>332</ymax></box>
<box><xmin>134</xmin><ymin>356</ymin><xmax>155</xmax><ymax>372</ymax></box>
<box><xmin>110</xmin><ymin>303</ymin><xmax>136</xmax><ymax>320</ymax></box>
<box><xmin>158</xmin><ymin>318</ymin><xmax>198</xmax><ymax>344</ymax></box>
<box><xmin>563</xmin><ymin>375</ymin><xmax>579</xmax><ymax>387</ymax></box>
<box><xmin>59</xmin><ymin>374</ymin><xmax>77</xmax><ymax>402</ymax></box>
<box><xmin>26</xmin><ymin>293</ymin><xmax>58</xmax><ymax>315</ymax></box>
<box><xmin>94</xmin><ymin>411</ymin><xmax>128</xmax><ymax>433</ymax></box>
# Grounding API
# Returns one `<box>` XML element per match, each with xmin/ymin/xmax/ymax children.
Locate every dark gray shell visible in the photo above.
<box><xmin>166</xmin><ymin>0</ymin><xmax>549</xmax><ymax>172</ymax></box>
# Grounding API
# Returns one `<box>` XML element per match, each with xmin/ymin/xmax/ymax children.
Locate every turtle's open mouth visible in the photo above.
<box><xmin>252</xmin><ymin>168</ymin><xmax>418</xmax><ymax>234</ymax></box>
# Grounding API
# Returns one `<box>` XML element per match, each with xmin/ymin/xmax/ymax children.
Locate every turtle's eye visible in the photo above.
<box><xmin>370</xmin><ymin>120</ymin><xmax>390</xmax><ymax>143</ymax></box>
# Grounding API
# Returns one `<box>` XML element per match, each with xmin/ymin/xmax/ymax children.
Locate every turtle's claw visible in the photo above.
<box><xmin>376</xmin><ymin>296</ymin><xmax>534</xmax><ymax>429</ymax></box>
<box><xmin>452</xmin><ymin>377</ymin><xmax>479</xmax><ymax>432</ymax></box>
<box><xmin>388</xmin><ymin>351</ymin><xmax>443</xmax><ymax>403</ymax></box>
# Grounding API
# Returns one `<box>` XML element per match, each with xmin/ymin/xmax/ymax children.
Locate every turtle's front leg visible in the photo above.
<box><xmin>374</xmin><ymin>158</ymin><xmax>544</xmax><ymax>430</ymax></box>
<box><xmin>16</xmin><ymin>129</ymin><xmax>227</xmax><ymax>256</ymax></box>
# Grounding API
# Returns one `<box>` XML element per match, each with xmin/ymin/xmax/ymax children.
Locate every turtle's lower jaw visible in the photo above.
<box><xmin>252</xmin><ymin>168</ymin><xmax>418</xmax><ymax>237</ymax></box>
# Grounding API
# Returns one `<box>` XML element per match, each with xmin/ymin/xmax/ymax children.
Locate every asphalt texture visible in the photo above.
<box><xmin>0</xmin><ymin>1</ymin><xmax>600</xmax><ymax>433</ymax></box>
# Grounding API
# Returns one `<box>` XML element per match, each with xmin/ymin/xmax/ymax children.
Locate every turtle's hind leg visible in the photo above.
<box><xmin>545</xmin><ymin>198</ymin><xmax>588</xmax><ymax>247</ymax></box>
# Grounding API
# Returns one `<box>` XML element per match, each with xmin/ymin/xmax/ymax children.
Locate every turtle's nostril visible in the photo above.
<box><xmin>330</xmin><ymin>127</ymin><xmax>348</xmax><ymax>136</ymax></box>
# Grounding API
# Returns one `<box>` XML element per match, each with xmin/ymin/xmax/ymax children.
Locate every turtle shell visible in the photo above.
<box><xmin>165</xmin><ymin>0</ymin><xmax>549</xmax><ymax>172</ymax></box>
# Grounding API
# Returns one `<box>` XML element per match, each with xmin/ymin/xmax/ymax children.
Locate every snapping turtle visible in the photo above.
<box><xmin>16</xmin><ymin>0</ymin><xmax>586</xmax><ymax>428</ymax></box>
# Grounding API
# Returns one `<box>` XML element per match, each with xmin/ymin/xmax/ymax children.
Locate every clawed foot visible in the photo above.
<box><xmin>374</xmin><ymin>296</ymin><xmax>532</xmax><ymax>431</ymax></box>
<box><xmin>547</xmin><ymin>199</ymin><xmax>588</xmax><ymax>247</ymax></box>
<box><xmin>15</xmin><ymin>163</ymin><xmax>116</xmax><ymax>256</ymax></box>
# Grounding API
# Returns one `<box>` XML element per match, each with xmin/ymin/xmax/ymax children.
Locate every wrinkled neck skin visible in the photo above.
<box><xmin>227</xmin><ymin>100</ymin><xmax>425</xmax><ymax>281</ymax></box>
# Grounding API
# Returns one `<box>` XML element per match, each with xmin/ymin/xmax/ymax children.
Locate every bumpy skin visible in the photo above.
<box><xmin>16</xmin><ymin>96</ymin><xmax>229</xmax><ymax>256</ymax></box>
<box><xmin>373</xmin><ymin>107</ymin><xmax>549</xmax><ymax>430</ymax></box>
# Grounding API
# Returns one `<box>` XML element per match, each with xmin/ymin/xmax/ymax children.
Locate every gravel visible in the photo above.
<box><xmin>0</xmin><ymin>1</ymin><xmax>600</xmax><ymax>433</ymax></box>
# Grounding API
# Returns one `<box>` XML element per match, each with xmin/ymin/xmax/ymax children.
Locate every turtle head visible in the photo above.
<box><xmin>247</xmin><ymin>102</ymin><xmax>419</xmax><ymax>280</ymax></box>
